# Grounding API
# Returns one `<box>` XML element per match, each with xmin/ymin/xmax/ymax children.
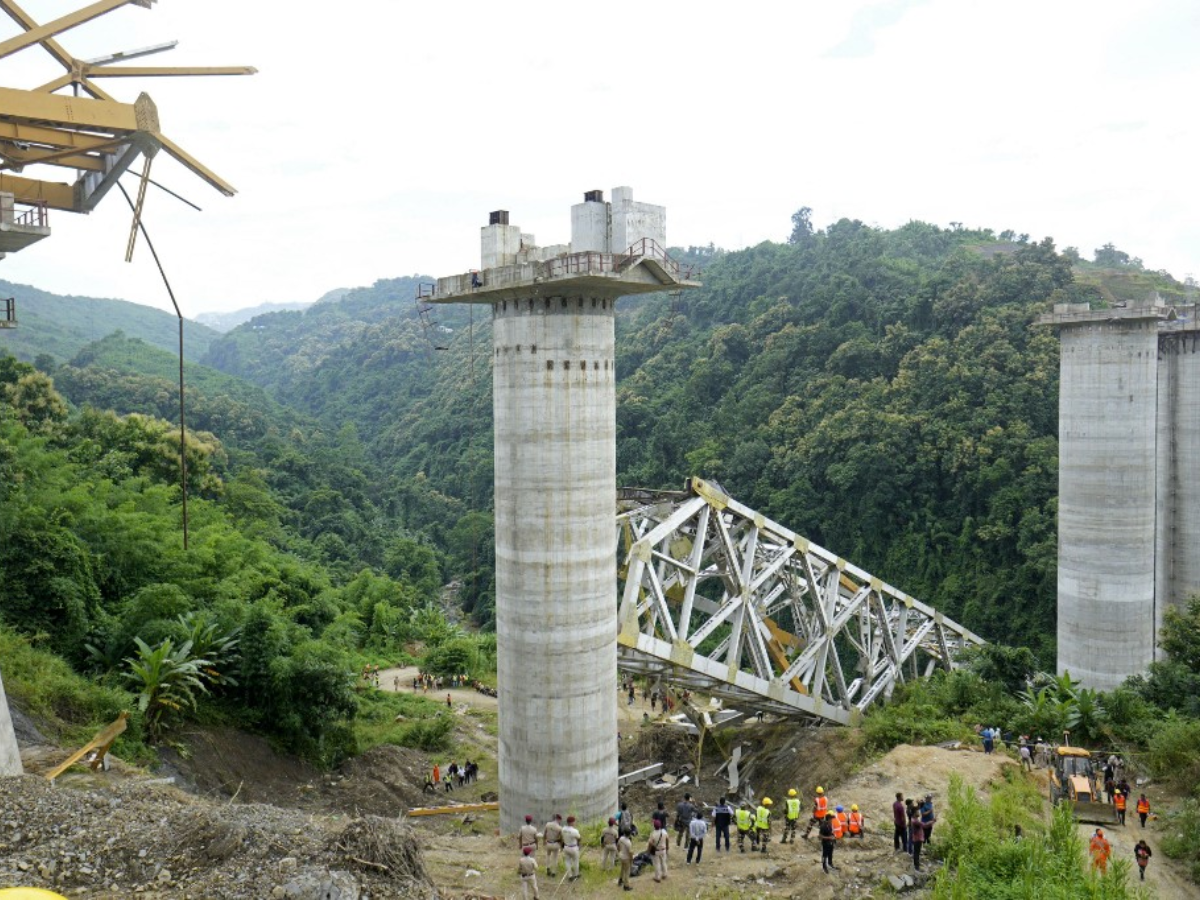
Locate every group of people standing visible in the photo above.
<box><xmin>516</xmin><ymin>812</ymin><xmax>605</xmax><ymax>898</ymax></box>
<box><xmin>890</xmin><ymin>792</ymin><xmax>936</xmax><ymax>872</ymax></box>
<box><xmin>426</xmin><ymin>760</ymin><xmax>477</xmax><ymax>793</ymax></box>
<box><xmin>512</xmin><ymin>784</ymin><xmax>888</xmax><ymax>895</ymax></box>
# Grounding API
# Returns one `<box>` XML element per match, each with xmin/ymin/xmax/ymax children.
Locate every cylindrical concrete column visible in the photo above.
<box><xmin>493</xmin><ymin>293</ymin><xmax>618</xmax><ymax>831</ymax></box>
<box><xmin>0</xmin><ymin>668</ymin><xmax>23</xmax><ymax>776</ymax></box>
<box><xmin>1058</xmin><ymin>320</ymin><xmax>1159</xmax><ymax>690</ymax></box>
<box><xmin>1160</xmin><ymin>330</ymin><xmax>1200</xmax><ymax>635</ymax></box>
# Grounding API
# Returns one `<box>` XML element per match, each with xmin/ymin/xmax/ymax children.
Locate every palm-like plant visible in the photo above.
<box><xmin>176</xmin><ymin>612</ymin><xmax>240</xmax><ymax>688</ymax></box>
<box><xmin>123</xmin><ymin>637</ymin><xmax>211</xmax><ymax>741</ymax></box>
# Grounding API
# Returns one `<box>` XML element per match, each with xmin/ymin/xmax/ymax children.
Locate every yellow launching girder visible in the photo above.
<box><xmin>0</xmin><ymin>0</ymin><xmax>254</xmax><ymax>215</ymax></box>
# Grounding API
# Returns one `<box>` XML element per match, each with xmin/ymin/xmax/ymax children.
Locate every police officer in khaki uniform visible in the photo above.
<box><xmin>543</xmin><ymin>813</ymin><xmax>564</xmax><ymax>876</ymax></box>
<box><xmin>616</xmin><ymin>830</ymin><xmax>634</xmax><ymax>891</ymax></box>
<box><xmin>600</xmin><ymin>817</ymin><xmax>619</xmax><ymax>869</ymax></box>
<box><xmin>517</xmin><ymin>846</ymin><xmax>540</xmax><ymax>900</ymax></box>
<box><xmin>519</xmin><ymin>814</ymin><xmax>539</xmax><ymax>856</ymax></box>
<box><xmin>562</xmin><ymin>815</ymin><xmax>582</xmax><ymax>881</ymax></box>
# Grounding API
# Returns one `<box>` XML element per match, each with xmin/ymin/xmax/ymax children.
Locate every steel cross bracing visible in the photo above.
<box><xmin>616</xmin><ymin>478</ymin><xmax>985</xmax><ymax>726</ymax></box>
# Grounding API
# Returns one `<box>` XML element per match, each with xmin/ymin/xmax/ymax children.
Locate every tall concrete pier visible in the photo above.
<box><xmin>0</xmin><ymin>669</ymin><xmax>22</xmax><ymax>775</ymax></box>
<box><xmin>1040</xmin><ymin>300</ymin><xmax>1200</xmax><ymax>690</ymax></box>
<box><xmin>429</xmin><ymin>188</ymin><xmax>697</xmax><ymax>830</ymax></box>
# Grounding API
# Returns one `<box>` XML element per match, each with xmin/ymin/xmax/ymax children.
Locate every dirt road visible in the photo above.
<box><xmin>378</xmin><ymin>665</ymin><xmax>498</xmax><ymax>711</ymax></box>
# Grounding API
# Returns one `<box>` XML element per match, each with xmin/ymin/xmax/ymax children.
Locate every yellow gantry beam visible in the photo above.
<box><xmin>0</xmin><ymin>0</ymin><xmax>152</xmax><ymax>63</ymax></box>
<box><xmin>0</xmin><ymin>172</ymin><xmax>80</xmax><ymax>211</ymax></box>
<box><xmin>0</xmin><ymin>0</ymin><xmax>249</xmax><ymax>214</ymax></box>
<box><xmin>0</xmin><ymin>85</ymin><xmax>151</xmax><ymax>132</ymax></box>
<box><xmin>84</xmin><ymin>65</ymin><xmax>258</xmax><ymax>78</ymax></box>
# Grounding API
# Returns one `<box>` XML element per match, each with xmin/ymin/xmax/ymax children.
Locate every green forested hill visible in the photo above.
<box><xmin>199</xmin><ymin>219</ymin><xmax>1188</xmax><ymax>664</ymax></box>
<box><xmin>0</xmin><ymin>279</ymin><xmax>221</xmax><ymax>363</ymax></box>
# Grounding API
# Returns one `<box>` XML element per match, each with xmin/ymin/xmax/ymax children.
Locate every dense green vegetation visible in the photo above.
<box><xmin>4</xmin><ymin>216</ymin><xmax>1199</xmax><ymax>888</ymax></box>
<box><xmin>0</xmin><ymin>353</ymin><xmax>491</xmax><ymax>765</ymax></box>
<box><xmin>0</xmin><ymin>278</ymin><xmax>220</xmax><ymax>363</ymax></box>
<box><xmin>933</xmin><ymin>771</ymin><xmax>1142</xmax><ymax>899</ymax></box>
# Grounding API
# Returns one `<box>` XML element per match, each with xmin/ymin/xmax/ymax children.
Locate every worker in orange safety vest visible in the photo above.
<box><xmin>803</xmin><ymin>786</ymin><xmax>828</xmax><ymax>839</ymax></box>
<box><xmin>834</xmin><ymin>805</ymin><xmax>849</xmax><ymax>839</ymax></box>
<box><xmin>1114</xmin><ymin>789</ymin><xmax>1127</xmax><ymax>826</ymax></box>
<box><xmin>847</xmin><ymin>804</ymin><xmax>865</xmax><ymax>837</ymax></box>
<box><xmin>1136</xmin><ymin>794</ymin><xmax>1151</xmax><ymax>828</ymax></box>
<box><xmin>1089</xmin><ymin>829</ymin><xmax>1112</xmax><ymax>873</ymax></box>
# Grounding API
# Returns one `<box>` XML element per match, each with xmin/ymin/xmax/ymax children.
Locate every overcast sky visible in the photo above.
<box><xmin>0</xmin><ymin>0</ymin><xmax>1197</xmax><ymax>317</ymax></box>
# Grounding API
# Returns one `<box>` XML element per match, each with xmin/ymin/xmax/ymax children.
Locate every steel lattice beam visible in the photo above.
<box><xmin>616</xmin><ymin>478</ymin><xmax>985</xmax><ymax>725</ymax></box>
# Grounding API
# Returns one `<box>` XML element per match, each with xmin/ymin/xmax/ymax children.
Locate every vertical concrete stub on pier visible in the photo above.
<box><xmin>430</xmin><ymin>188</ymin><xmax>697</xmax><ymax>831</ymax></box>
<box><xmin>0</xmin><ymin>668</ymin><xmax>23</xmax><ymax>775</ymax></box>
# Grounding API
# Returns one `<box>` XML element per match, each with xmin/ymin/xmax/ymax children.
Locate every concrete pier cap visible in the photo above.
<box><xmin>428</xmin><ymin>188</ymin><xmax>698</xmax><ymax>832</ymax></box>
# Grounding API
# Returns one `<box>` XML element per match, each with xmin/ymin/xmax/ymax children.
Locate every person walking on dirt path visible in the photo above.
<box><xmin>736</xmin><ymin>802</ymin><xmax>755</xmax><ymax>852</ymax></box>
<box><xmin>909</xmin><ymin>812</ymin><xmax>926</xmax><ymax>872</ymax></box>
<box><xmin>920</xmin><ymin>794</ymin><xmax>936</xmax><ymax>842</ymax></box>
<box><xmin>782</xmin><ymin>789</ymin><xmax>801</xmax><ymax>843</ymax></box>
<box><xmin>601</xmin><ymin>818</ymin><xmax>619</xmax><ymax>870</ymax></box>
<box><xmin>562</xmin><ymin>816</ymin><xmax>582</xmax><ymax>881</ymax></box>
<box><xmin>755</xmin><ymin>798</ymin><xmax>773</xmax><ymax>854</ymax></box>
<box><xmin>712</xmin><ymin>796</ymin><xmax>732</xmax><ymax>851</ymax></box>
<box><xmin>616</xmin><ymin>830</ymin><xmax>633</xmax><ymax>891</ymax></box>
<box><xmin>446</xmin><ymin>693</ymin><xmax>452</xmax><ymax>710</ymax></box>
<box><xmin>804</xmin><ymin>786</ymin><xmax>828</xmax><ymax>839</ymax></box>
<box><xmin>649</xmin><ymin>820</ymin><xmax>670</xmax><ymax>883</ymax></box>
<box><xmin>674</xmin><ymin>793</ymin><xmax>696</xmax><ymax>847</ymax></box>
<box><xmin>1135</xmin><ymin>839</ymin><xmax>1152</xmax><ymax>881</ymax></box>
<box><xmin>686</xmin><ymin>810</ymin><xmax>708</xmax><ymax>864</ymax></box>
<box><xmin>432</xmin><ymin>763</ymin><xmax>440</xmax><ymax>786</ymax></box>
<box><xmin>1089</xmin><ymin>829</ymin><xmax>1112</xmax><ymax>874</ymax></box>
<box><xmin>893</xmin><ymin>793</ymin><xmax>908</xmax><ymax>853</ymax></box>
<box><xmin>518</xmin><ymin>846</ymin><xmax>540</xmax><ymax>900</ymax></box>
<box><xmin>544</xmin><ymin>814</ymin><xmax>564</xmax><ymax>876</ymax></box>
<box><xmin>1114</xmin><ymin>789</ymin><xmax>1127</xmax><ymax>826</ymax></box>
<box><xmin>1137</xmin><ymin>794</ymin><xmax>1151</xmax><ymax>827</ymax></box>
<box><xmin>820</xmin><ymin>812</ymin><xmax>837</xmax><ymax>873</ymax></box>
<box><xmin>519</xmin><ymin>814</ymin><xmax>539</xmax><ymax>855</ymax></box>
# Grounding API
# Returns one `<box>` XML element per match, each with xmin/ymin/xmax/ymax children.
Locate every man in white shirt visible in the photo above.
<box><xmin>686</xmin><ymin>811</ymin><xmax>709</xmax><ymax>864</ymax></box>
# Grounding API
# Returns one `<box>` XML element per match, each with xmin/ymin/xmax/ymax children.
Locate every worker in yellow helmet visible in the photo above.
<box><xmin>804</xmin><ymin>786</ymin><xmax>827</xmax><ymax>839</ymax></box>
<box><xmin>847</xmin><ymin>803</ymin><xmax>865</xmax><ymax>837</ymax></box>
<box><xmin>755</xmin><ymin>797</ymin><xmax>773</xmax><ymax>854</ymax></box>
<box><xmin>782</xmin><ymin>788</ymin><xmax>801</xmax><ymax>842</ymax></box>
<box><xmin>736</xmin><ymin>801</ymin><xmax>756</xmax><ymax>853</ymax></box>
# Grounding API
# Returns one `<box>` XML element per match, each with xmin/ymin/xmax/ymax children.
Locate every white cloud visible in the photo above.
<box><xmin>0</xmin><ymin>0</ymin><xmax>1196</xmax><ymax>315</ymax></box>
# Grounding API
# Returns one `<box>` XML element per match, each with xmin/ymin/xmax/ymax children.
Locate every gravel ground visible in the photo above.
<box><xmin>0</xmin><ymin>775</ymin><xmax>436</xmax><ymax>899</ymax></box>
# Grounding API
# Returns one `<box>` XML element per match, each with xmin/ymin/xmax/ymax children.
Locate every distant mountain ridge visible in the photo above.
<box><xmin>0</xmin><ymin>278</ymin><xmax>221</xmax><ymax>363</ymax></box>
<box><xmin>193</xmin><ymin>289</ymin><xmax>352</xmax><ymax>332</ymax></box>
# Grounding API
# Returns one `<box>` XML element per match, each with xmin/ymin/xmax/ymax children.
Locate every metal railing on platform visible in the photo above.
<box><xmin>12</xmin><ymin>201</ymin><xmax>47</xmax><ymax>228</ymax></box>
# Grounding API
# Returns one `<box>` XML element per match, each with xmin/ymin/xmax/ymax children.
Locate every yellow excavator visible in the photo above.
<box><xmin>1049</xmin><ymin>744</ymin><xmax>1114</xmax><ymax>825</ymax></box>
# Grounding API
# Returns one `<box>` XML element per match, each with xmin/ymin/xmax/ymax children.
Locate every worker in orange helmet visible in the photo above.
<box><xmin>1089</xmin><ymin>828</ymin><xmax>1112</xmax><ymax>873</ymax></box>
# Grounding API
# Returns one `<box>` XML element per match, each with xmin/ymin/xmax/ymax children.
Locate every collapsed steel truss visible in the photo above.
<box><xmin>617</xmin><ymin>478</ymin><xmax>984</xmax><ymax>725</ymax></box>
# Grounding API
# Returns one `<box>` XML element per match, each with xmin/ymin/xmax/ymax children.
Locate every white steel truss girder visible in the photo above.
<box><xmin>617</xmin><ymin>478</ymin><xmax>984</xmax><ymax>726</ymax></box>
